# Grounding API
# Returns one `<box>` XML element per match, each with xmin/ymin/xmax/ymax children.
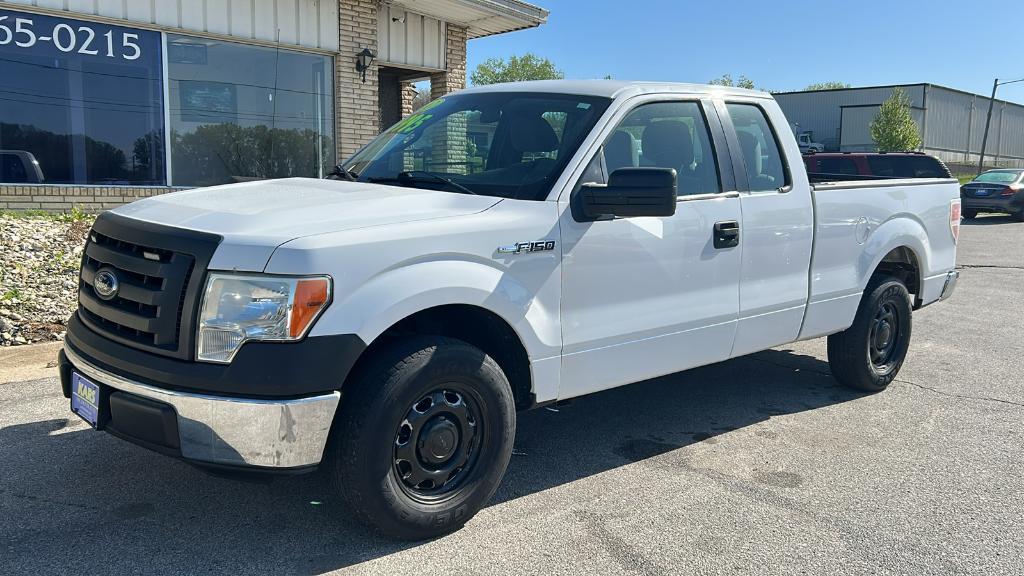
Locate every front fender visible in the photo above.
<box><xmin>309</xmin><ymin>258</ymin><xmax>561</xmax><ymax>362</ymax></box>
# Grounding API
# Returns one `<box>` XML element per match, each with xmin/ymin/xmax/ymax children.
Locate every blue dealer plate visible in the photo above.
<box><xmin>71</xmin><ymin>372</ymin><xmax>100</xmax><ymax>427</ymax></box>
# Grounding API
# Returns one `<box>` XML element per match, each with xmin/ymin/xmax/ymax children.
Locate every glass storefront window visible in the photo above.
<box><xmin>167</xmin><ymin>35</ymin><xmax>335</xmax><ymax>187</ymax></box>
<box><xmin>0</xmin><ymin>9</ymin><xmax>165</xmax><ymax>185</ymax></box>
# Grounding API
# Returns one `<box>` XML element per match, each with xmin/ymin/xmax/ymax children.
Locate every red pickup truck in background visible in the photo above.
<box><xmin>803</xmin><ymin>152</ymin><xmax>952</xmax><ymax>182</ymax></box>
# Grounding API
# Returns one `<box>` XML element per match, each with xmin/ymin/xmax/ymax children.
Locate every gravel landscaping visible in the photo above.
<box><xmin>0</xmin><ymin>210</ymin><xmax>95</xmax><ymax>347</ymax></box>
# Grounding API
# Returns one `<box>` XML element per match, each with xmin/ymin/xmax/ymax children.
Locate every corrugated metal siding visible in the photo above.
<box><xmin>774</xmin><ymin>85</ymin><xmax>926</xmax><ymax>144</ymax></box>
<box><xmin>377</xmin><ymin>4</ymin><xmax>445</xmax><ymax>70</ymax></box>
<box><xmin>776</xmin><ymin>84</ymin><xmax>1024</xmax><ymax>163</ymax></box>
<box><xmin>925</xmin><ymin>86</ymin><xmax>1024</xmax><ymax>161</ymax></box>
<box><xmin>1</xmin><ymin>0</ymin><xmax>339</xmax><ymax>51</ymax></box>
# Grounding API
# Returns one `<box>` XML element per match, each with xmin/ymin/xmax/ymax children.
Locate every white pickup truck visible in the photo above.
<box><xmin>59</xmin><ymin>80</ymin><xmax>961</xmax><ymax>539</ymax></box>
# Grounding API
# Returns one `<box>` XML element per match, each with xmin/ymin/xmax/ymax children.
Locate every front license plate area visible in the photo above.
<box><xmin>71</xmin><ymin>372</ymin><xmax>102</xmax><ymax>427</ymax></box>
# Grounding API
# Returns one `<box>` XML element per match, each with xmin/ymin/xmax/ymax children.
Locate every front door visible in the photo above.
<box><xmin>558</xmin><ymin>98</ymin><xmax>743</xmax><ymax>399</ymax></box>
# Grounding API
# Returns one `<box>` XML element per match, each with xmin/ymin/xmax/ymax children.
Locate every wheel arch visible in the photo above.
<box><xmin>347</xmin><ymin>304</ymin><xmax>536</xmax><ymax>410</ymax></box>
<box><xmin>860</xmin><ymin>216</ymin><xmax>929</xmax><ymax>307</ymax></box>
<box><xmin>871</xmin><ymin>245</ymin><xmax>923</xmax><ymax>306</ymax></box>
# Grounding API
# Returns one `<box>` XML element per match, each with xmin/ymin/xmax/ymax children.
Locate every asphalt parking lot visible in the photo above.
<box><xmin>1</xmin><ymin>215</ymin><xmax>1022</xmax><ymax>576</ymax></box>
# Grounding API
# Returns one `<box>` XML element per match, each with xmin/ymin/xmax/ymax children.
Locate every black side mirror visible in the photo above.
<box><xmin>575</xmin><ymin>168</ymin><xmax>678</xmax><ymax>221</ymax></box>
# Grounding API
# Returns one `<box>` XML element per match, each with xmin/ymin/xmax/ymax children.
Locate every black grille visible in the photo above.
<box><xmin>77</xmin><ymin>212</ymin><xmax>220</xmax><ymax>360</ymax></box>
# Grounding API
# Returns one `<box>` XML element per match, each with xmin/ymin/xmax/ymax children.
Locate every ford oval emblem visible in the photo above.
<box><xmin>94</xmin><ymin>269</ymin><xmax>120</xmax><ymax>301</ymax></box>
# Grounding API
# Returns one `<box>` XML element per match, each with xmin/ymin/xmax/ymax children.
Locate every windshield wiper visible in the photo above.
<box><xmin>369</xmin><ymin>171</ymin><xmax>477</xmax><ymax>195</ymax></box>
<box><xmin>326</xmin><ymin>164</ymin><xmax>359</xmax><ymax>181</ymax></box>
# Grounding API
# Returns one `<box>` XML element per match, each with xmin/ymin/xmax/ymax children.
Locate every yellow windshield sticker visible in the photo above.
<box><xmin>394</xmin><ymin>98</ymin><xmax>445</xmax><ymax>133</ymax></box>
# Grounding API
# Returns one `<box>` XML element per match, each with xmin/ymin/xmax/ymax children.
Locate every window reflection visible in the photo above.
<box><xmin>167</xmin><ymin>35</ymin><xmax>335</xmax><ymax>187</ymax></box>
<box><xmin>0</xmin><ymin>9</ymin><xmax>165</xmax><ymax>185</ymax></box>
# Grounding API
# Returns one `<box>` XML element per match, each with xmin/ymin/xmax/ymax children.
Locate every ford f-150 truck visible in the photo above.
<box><xmin>59</xmin><ymin>80</ymin><xmax>961</xmax><ymax>540</ymax></box>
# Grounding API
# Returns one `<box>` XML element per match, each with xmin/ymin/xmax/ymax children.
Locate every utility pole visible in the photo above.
<box><xmin>978</xmin><ymin>76</ymin><xmax>1024</xmax><ymax>174</ymax></box>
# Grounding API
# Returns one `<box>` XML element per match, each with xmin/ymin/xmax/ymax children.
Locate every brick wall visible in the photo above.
<box><xmin>0</xmin><ymin>185</ymin><xmax>178</xmax><ymax>212</ymax></box>
<box><xmin>430</xmin><ymin>24</ymin><xmax>468</xmax><ymax>98</ymax></box>
<box><xmin>337</xmin><ymin>0</ymin><xmax>380</xmax><ymax>160</ymax></box>
<box><xmin>400</xmin><ymin>81</ymin><xmax>417</xmax><ymax>117</ymax></box>
<box><xmin>427</xmin><ymin>25</ymin><xmax>470</xmax><ymax>174</ymax></box>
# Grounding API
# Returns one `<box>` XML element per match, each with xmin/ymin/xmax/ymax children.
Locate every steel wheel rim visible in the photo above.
<box><xmin>393</xmin><ymin>386</ymin><xmax>483</xmax><ymax>503</ymax></box>
<box><xmin>869</xmin><ymin>301</ymin><xmax>901</xmax><ymax>374</ymax></box>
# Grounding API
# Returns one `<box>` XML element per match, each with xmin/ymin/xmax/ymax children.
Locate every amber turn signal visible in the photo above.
<box><xmin>290</xmin><ymin>278</ymin><xmax>331</xmax><ymax>338</ymax></box>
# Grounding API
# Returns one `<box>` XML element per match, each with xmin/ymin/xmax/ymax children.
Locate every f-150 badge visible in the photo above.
<box><xmin>497</xmin><ymin>241</ymin><xmax>556</xmax><ymax>255</ymax></box>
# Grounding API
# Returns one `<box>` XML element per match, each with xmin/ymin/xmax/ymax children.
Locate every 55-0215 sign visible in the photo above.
<box><xmin>0</xmin><ymin>14</ymin><xmax>142</xmax><ymax>60</ymax></box>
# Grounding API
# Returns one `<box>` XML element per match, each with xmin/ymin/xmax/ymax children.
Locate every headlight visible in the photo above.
<box><xmin>197</xmin><ymin>273</ymin><xmax>331</xmax><ymax>363</ymax></box>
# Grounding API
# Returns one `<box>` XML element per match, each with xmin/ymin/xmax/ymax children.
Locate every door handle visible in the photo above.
<box><xmin>713</xmin><ymin>220</ymin><xmax>740</xmax><ymax>249</ymax></box>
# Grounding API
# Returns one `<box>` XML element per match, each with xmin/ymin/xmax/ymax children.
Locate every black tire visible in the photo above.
<box><xmin>328</xmin><ymin>336</ymin><xmax>515</xmax><ymax>540</ymax></box>
<box><xmin>827</xmin><ymin>277</ymin><xmax>912</xmax><ymax>392</ymax></box>
<box><xmin>962</xmin><ymin>209</ymin><xmax>978</xmax><ymax>220</ymax></box>
<box><xmin>1013</xmin><ymin>211</ymin><xmax>1024</xmax><ymax>222</ymax></box>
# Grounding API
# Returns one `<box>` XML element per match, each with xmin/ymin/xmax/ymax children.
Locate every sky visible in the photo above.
<box><xmin>464</xmin><ymin>0</ymin><xmax>1024</xmax><ymax>104</ymax></box>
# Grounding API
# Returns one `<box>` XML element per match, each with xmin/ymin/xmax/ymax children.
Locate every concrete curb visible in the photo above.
<box><xmin>0</xmin><ymin>341</ymin><xmax>62</xmax><ymax>384</ymax></box>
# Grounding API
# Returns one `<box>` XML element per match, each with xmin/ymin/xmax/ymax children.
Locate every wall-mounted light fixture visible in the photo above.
<box><xmin>355</xmin><ymin>47</ymin><xmax>376</xmax><ymax>84</ymax></box>
<box><xmin>392</xmin><ymin>16</ymin><xmax>406</xmax><ymax>23</ymax></box>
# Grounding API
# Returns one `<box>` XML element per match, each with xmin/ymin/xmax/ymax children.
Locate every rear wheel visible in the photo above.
<box><xmin>1013</xmin><ymin>211</ymin><xmax>1024</xmax><ymax>222</ymax></box>
<box><xmin>329</xmin><ymin>336</ymin><xmax>515</xmax><ymax>540</ymax></box>
<box><xmin>962</xmin><ymin>209</ymin><xmax>978</xmax><ymax>219</ymax></box>
<box><xmin>827</xmin><ymin>277</ymin><xmax>912</xmax><ymax>392</ymax></box>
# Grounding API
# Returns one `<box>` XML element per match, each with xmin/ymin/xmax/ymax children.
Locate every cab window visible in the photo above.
<box><xmin>582</xmin><ymin>101</ymin><xmax>721</xmax><ymax>196</ymax></box>
<box><xmin>726</xmin><ymin>103</ymin><xmax>788</xmax><ymax>192</ymax></box>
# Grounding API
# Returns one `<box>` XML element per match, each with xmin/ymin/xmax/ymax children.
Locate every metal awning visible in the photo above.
<box><xmin>384</xmin><ymin>0</ymin><xmax>548</xmax><ymax>38</ymax></box>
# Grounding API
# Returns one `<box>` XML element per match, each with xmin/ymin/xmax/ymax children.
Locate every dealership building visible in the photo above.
<box><xmin>774</xmin><ymin>83</ymin><xmax>1024</xmax><ymax>171</ymax></box>
<box><xmin>0</xmin><ymin>0</ymin><xmax>546</xmax><ymax>210</ymax></box>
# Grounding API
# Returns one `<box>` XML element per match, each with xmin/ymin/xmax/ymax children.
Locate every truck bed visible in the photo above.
<box><xmin>799</xmin><ymin>177</ymin><xmax>960</xmax><ymax>340</ymax></box>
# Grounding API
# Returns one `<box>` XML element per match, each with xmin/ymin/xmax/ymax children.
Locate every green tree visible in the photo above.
<box><xmin>804</xmin><ymin>81</ymin><xmax>851</xmax><ymax>91</ymax></box>
<box><xmin>709</xmin><ymin>74</ymin><xmax>756</xmax><ymax>89</ymax></box>
<box><xmin>870</xmin><ymin>87</ymin><xmax>922</xmax><ymax>152</ymax></box>
<box><xmin>410</xmin><ymin>88</ymin><xmax>432</xmax><ymax>112</ymax></box>
<box><xmin>470</xmin><ymin>53</ymin><xmax>564</xmax><ymax>85</ymax></box>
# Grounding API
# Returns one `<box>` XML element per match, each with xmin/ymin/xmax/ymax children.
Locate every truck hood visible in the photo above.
<box><xmin>113</xmin><ymin>178</ymin><xmax>502</xmax><ymax>271</ymax></box>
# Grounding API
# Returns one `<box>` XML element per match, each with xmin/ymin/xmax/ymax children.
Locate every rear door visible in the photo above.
<box><xmin>717</xmin><ymin>99</ymin><xmax>814</xmax><ymax>357</ymax></box>
<box><xmin>557</xmin><ymin>96</ymin><xmax>743</xmax><ymax>399</ymax></box>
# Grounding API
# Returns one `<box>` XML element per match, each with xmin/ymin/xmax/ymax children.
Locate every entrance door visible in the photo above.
<box><xmin>558</xmin><ymin>98</ymin><xmax>743</xmax><ymax>399</ymax></box>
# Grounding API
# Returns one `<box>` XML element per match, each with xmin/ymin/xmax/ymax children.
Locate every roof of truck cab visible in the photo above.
<box><xmin>456</xmin><ymin>79</ymin><xmax>771</xmax><ymax>100</ymax></box>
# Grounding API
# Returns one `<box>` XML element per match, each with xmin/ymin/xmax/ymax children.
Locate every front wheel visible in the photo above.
<box><xmin>329</xmin><ymin>336</ymin><xmax>515</xmax><ymax>540</ymax></box>
<box><xmin>827</xmin><ymin>277</ymin><xmax>912</xmax><ymax>392</ymax></box>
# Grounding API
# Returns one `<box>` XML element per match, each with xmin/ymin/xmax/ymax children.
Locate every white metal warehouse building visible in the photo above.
<box><xmin>774</xmin><ymin>84</ymin><xmax>1024</xmax><ymax>170</ymax></box>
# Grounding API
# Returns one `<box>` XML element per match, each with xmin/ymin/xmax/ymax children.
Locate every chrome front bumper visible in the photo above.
<box><xmin>63</xmin><ymin>345</ymin><xmax>340</xmax><ymax>469</ymax></box>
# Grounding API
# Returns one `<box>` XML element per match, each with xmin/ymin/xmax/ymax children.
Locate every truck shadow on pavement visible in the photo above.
<box><xmin>0</xmin><ymin>348</ymin><xmax>863</xmax><ymax>574</ymax></box>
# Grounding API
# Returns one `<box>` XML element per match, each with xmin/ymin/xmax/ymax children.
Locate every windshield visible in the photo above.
<box><xmin>342</xmin><ymin>92</ymin><xmax>611</xmax><ymax>200</ymax></box>
<box><xmin>973</xmin><ymin>170</ymin><xmax>1022</xmax><ymax>184</ymax></box>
